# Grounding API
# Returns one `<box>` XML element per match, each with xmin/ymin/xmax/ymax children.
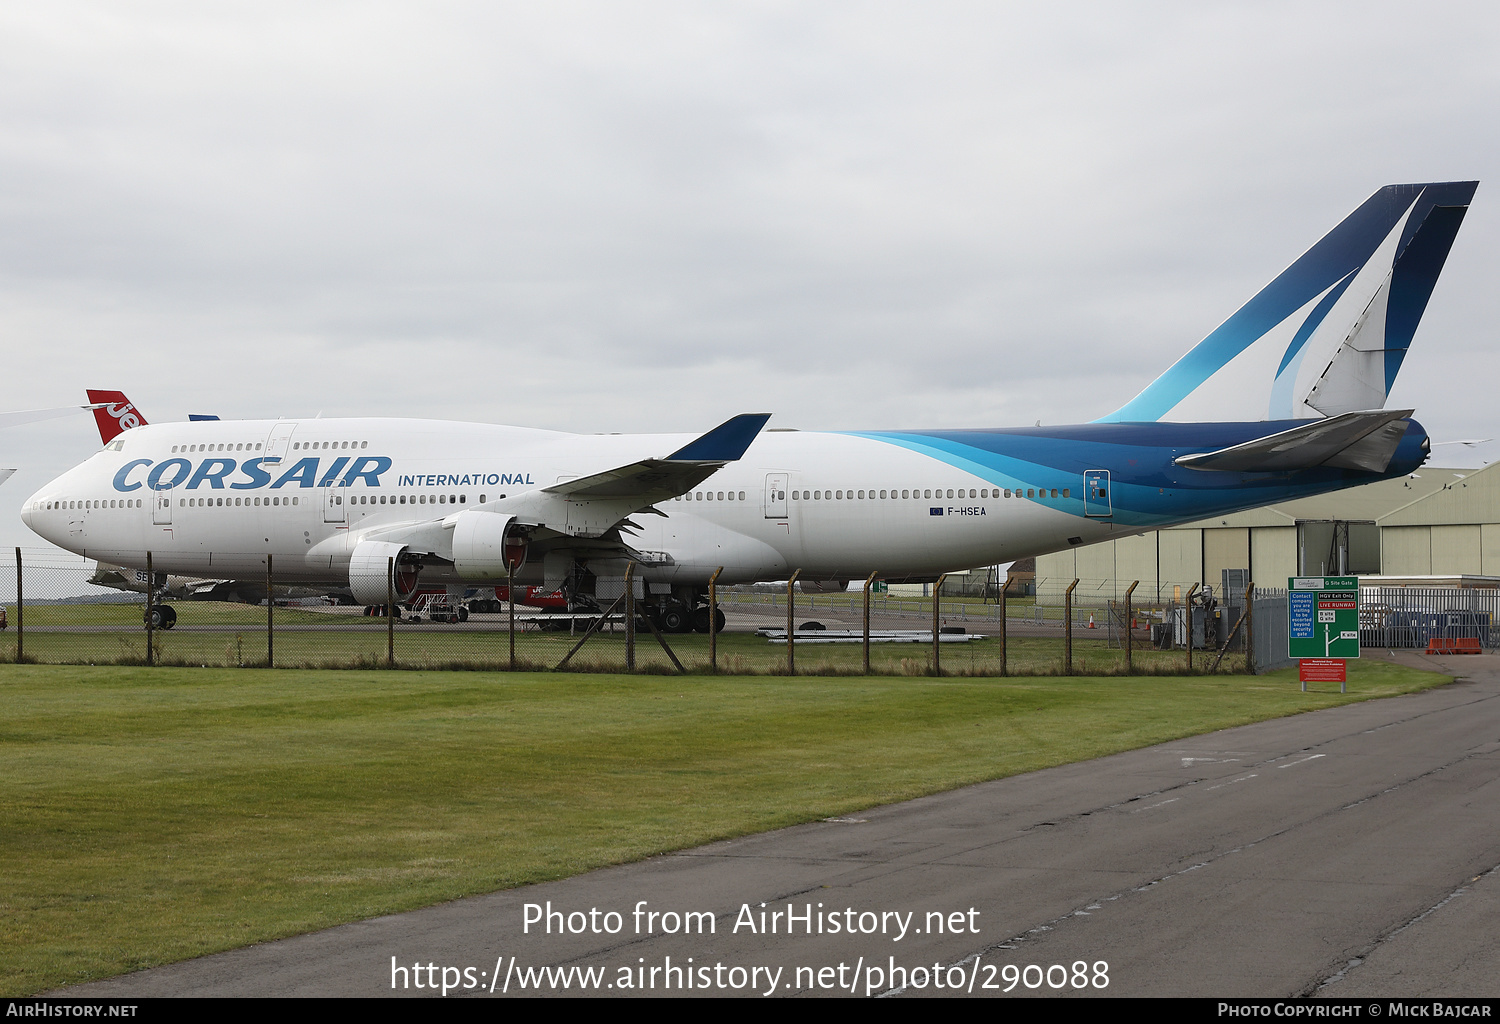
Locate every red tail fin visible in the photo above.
<box><xmin>86</xmin><ymin>390</ymin><xmax>148</xmax><ymax>444</ymax></box>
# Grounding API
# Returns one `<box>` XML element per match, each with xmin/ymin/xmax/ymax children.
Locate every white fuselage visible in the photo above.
<box><xmin>21</xmin><ymin>418</ymin><xmax>1113</xmax><ymax>587</ymax></box>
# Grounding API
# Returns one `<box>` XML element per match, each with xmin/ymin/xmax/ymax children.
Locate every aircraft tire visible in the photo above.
<box><xmin>690</xmin><ymin>606</ymin><xmax>728</xmax><ymax>633</ymax></box>
<box><xmin>162</xmin><ymin>605</ymin><xmax>177</xmax><ymax>629</ymax></box>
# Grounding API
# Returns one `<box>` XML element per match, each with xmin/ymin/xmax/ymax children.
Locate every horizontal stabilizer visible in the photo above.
<box><xmin>1174</xmin><ymin>409</ymin><xmax>1414</xmax><ymax>473</ymax></box>
<box><xmin>0</xmin><ymin>468</ymin><xmax>15</xmax><ymax>487</ymax></box>
<box><xmin>0</xmin><ymin>406</ymin><xmax>91</xmax><ymax>431</ymax></box>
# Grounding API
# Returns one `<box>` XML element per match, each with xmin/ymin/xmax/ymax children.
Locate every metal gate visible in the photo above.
<box><xmin>1359</xmin><ymin>586</ymin><xmax>1498</xmax><ymax>649</ymax></box>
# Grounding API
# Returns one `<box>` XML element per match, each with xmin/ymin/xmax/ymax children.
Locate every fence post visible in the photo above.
<box><xmin>1123</xmin><ymin>580</ymin><xmax>1139</xmax><ymax>674</ymax></box>
<box><xmin>387</xmin><ymin>557</ymin><xmax>396</xmax><ymax>668</ymax></box>
<box><xmin>1244</xmin><ymin>583</ymin><xmax>1255</xmax><ymax>675</ymax></box>
<box><xmin>708</xmin><ymin>567</ymin><xmax>723</xmax><ymax>673</ymax></box>
<box><xmin>863</xmin><ymin>571</ymin><xmax>877</xmax><ymax>674</ymax></box>
<box><xmin>1064</xmin><ymin>578</ymin><xmax>1079</xmax><ymax>675</ymax></box>
<box><xmin>1184</xmin><ymin>582</ymin><xmax>1200</xmax><ymax>674</ymax></box>
<box><xmin>786</xmin><ymin>570</ymin><xmax>800</xmax><ymax>675</ymax></box>
<box><xmin>506</xmin><ymin>559</ymin><xmax>516</xmax><ymax>671</ymax></box>
<box><xmin>998</xmin><ymin>574</ymin><xmax>1007</xmax><ymax>676</ymax></box>
<box><xmin>14</xmin><ymin>547</ymin><xmax>22</xmax><ymax>664</ymax></box>
<box><xmin>145</xmin><ymin>551</ymin><xmax>154</xmax><ymax>666</ymax></box>
<box><xmin>932</xmin><ymin>573</ymin><xmax>948</xmax><ymax>676</ymax></box>
<box><xmin>266</xmin><ymin>554</ymin><xmax>274</xmax><ymax>668</ymax></box>
<box><xmin>624</xmin><ymin>562</ymin><xmax>636</xmax><ymax>672</ymax></box>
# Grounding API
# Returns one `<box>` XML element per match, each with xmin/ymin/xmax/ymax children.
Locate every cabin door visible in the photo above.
<box><xmin>764</xmin><ymin>473</ymin><xmax>788</xmax><ymax>518</ymax></box>
<box><xmin>1083</xmin><ymin>470</ymin><xmax>1112</xmax><ymax>518</ymax></box>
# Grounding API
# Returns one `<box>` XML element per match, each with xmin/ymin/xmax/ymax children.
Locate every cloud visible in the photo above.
<box><xmin>3</xmin><ymin>1</ymin><xmax>1498</xmax><ymax>551</ymax></box>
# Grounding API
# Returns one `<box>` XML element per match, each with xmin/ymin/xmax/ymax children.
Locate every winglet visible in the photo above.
<box><xmin>666</xmin><ymin>413</ymin><xmax>771</xmax><ymax>462</ymax></box>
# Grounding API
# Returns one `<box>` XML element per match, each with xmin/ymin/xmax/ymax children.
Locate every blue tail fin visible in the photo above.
<box><xmin>1101</xmin><ymin>182</ymin><xmax>1477</xmax><ymax>423</ymax></box>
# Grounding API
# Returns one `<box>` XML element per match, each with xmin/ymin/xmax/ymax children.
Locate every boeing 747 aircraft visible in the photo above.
<box><xmin>21</xmin><ymin>182</ymin><xmax>1476</xmax><ymax>631</ymax></box>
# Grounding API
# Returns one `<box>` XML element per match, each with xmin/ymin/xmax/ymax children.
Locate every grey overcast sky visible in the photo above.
<box><xmin>3</xmin><ymin>1</ymin><xmax>1498</xmax><ymax>555</ymax></box>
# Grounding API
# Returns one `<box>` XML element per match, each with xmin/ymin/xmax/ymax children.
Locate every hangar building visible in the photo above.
<box><xmin>1036</xmin><ymin>463</ymin><xmax>1500</xmax><ymax>607</ymax></box>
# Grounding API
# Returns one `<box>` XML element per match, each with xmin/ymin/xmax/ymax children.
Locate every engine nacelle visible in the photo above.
<box><xmin>451</xmin><ymin>511</ymin><xmax>528</xmax><ymax>579</ymax></box>
<box><xmin>348</xmin><ymin>540</ymin><xmax>420</xmax><ymax>606</ymax></box>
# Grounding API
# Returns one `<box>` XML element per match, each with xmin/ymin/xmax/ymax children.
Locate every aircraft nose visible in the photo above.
<box><xmin>21</xmin><ymin>483</ymin><xmax>57</xmax><ymax>541</ymax></box>
<box><xmin>20</xmin><ymin>489</ymin><xmax>42</xmax><ymax>534</ymax></box>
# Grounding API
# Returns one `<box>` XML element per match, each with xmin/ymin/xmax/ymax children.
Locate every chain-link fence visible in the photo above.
<box><xmin>1</xmin><ymin>551</ymin><xmax>1341</xmax><ymax>675</ymax></box>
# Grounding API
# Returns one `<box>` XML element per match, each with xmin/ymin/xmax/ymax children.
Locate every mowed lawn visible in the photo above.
<box><xmin>1</xmin><ymin>660</ymin><xmax>1447</xmax><ymax>993</ymax></box>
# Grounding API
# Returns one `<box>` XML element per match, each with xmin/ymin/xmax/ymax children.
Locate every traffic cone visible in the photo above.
<box><xmin>1087</xmin><ymin>614</ymin><xmax>1096</xmax><ymax>629</ymax></box>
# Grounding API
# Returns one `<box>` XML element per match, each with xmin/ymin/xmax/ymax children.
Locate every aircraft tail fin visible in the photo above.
<box><xmin>1100</xmin><ymin>182</ymin><xmax>1477</xmax><ymax>423</ymax></box>
<box><xmin>86</xmin><ymin>390</ymin><xmax>148</xmax><ymax>444</ymax></box>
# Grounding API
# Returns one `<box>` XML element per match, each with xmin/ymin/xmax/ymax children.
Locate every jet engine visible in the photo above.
<box><xmin>348</xmin><ymin>540</ymin><xmax>420</xmax><ymax>606</ymax></box>
<box><xmin>451</xmin><ymin>511</ymin><xmax>528</xmax><ymax>579</ymax></box>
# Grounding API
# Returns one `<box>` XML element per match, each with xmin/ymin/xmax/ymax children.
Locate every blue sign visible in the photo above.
<box><xmin>1289</xmin><ymin>591</ymin><xmax>1315</xmax><ymax>639</ymax></box>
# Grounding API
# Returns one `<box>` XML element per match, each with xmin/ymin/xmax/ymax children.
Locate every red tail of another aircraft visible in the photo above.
<box><xmin>86</xmin><ymin>390</ymin><xmax>147</xmax><ymax>444</ymax></box>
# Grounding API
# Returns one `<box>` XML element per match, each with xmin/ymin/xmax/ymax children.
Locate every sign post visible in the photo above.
<box><xmin>1289</xmin><ymin>576</ymin><xmax>1359</xmax><ymax>692</ymax></box>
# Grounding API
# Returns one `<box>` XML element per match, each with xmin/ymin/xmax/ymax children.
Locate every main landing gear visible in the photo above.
<box><xmin>145</xmin><ymin>604</ymin><xmax>178</xmax><ymax>629</ymax></box>
<box><xmin>643</xmin><ymin>594</ymin><xmax>725</xmax><ymax>634</ymax></box>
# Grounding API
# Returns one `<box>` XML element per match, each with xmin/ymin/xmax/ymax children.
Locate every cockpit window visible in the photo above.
<box><xmin>105</xmin><ymin>438</ymin><xmax>126</xmax><ymax>452</ymax></box>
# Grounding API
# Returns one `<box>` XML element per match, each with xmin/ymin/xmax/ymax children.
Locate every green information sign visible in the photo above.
<box><xmin>1287</xmin><ymin>576</ymin><xmax>1360</xmax><ymax>659</ymax></box>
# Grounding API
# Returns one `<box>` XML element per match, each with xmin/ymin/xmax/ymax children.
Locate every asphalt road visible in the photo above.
<box><xmin>56</xmin><ymin>652</ymin><xmax>1500</xmax><ymax>998</ymax></box>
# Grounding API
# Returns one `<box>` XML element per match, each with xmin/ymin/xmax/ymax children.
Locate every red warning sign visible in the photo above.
<box><xmin>1299</xmin><ymin>659</ymin><xmax>1346</xmax><ymax>683</ymax></box>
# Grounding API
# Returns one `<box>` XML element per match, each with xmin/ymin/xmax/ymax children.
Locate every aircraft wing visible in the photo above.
<box><xmin>347</xmin><ymin>413</ymin><xmax>772</xmax><ymax>566</ymax></box>
<box><xmin>1174</xmin><ymin>409</ymin><xmax>1416</xmax><ymax>473</ymax></box>
<box><xmin>0</xmin><ymin>468</ymin><xmax>14</xmax><ymax>488</ymax></box>
<box><xmin>512</xmin><ymin>412</ymin><xmax>771</xmax><ymax>537</ymax></box>
<box><xmin>0</xmin><ymin>406</ymin><xmax>95</xmax><ymax>430</ymax></box>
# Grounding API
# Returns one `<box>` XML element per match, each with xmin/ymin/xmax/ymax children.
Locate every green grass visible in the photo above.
<box><xmin>0</xmin><ymin>658</ymin><xmax>1447</xmax><ymax>994</ymax></box>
